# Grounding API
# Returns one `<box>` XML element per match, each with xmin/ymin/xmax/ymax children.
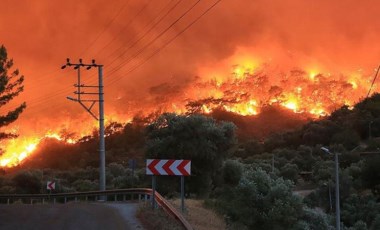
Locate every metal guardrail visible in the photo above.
<box><xmin>0</xmin><ymin>188</ymin><xmax>193</xmax><ymax>230</ymax></box>
<box><xmin>153</xmin><ymin>191</ymin><xmax>193</xmax><ymax>230</ymax></box>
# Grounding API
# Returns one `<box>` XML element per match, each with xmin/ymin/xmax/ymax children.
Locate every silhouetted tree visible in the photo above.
<box><xmin>0</xmin><ymin>45</ymin><xmax>26</xmax><ymax>140</ymax></box>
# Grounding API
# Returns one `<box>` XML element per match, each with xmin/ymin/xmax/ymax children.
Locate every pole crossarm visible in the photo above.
<box><xmin>62</xmin><ymin>58</ymin><xmax>103</xmax><ymax>120</ymax></box>
<box><xmin>61</xmin><ymin>58</ymin><xmax>103</xmax><ymax>69</ymax></box>
<box><xmin>75</xmin><ymin>92</ymin><xmax>101</xmax><ymax>95</ymax></box>
<box><xmin>74</xmin><ymin>84</ymin><xmax>100</xmax><ymax>88</ymax></box>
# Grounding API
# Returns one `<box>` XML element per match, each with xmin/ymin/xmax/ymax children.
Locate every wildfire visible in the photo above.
<box><xmin>283</xmin><ymin>100</ymin><xmax>298</xmax><ymax>112</ymax></box>
<box><xmin>0</xmin><ymin>138</ymin><xmax>39</xmax><ymax>167</ymax></box>
<box><xmin>0</xmin><ymin>117</ymin><xmax>128</xmax><ymax>168</ymax></box>
<box><xmin>309</xmin><ymin>71</ymin><xmax>318</xmax><ymax>81</ymax></box>
<box><xmin>223</xmin><ymin>100</ymin><xmax>258</xmax><ymax>116</ymax></box>
<box><xmin>0</xmin><ymin>58</ymin><xmax>375</xmax><ymax>168</ymax></box>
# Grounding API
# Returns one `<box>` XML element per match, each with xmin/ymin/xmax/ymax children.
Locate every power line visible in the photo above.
<box><xmin>104</xmin><ymin>0</ymin><xmax>182</xmax><ymax>62</ymax></box>
<box><xmin>107</xmin><ymin>0</ymin><xmax>222</xmax><ymax>86</ymax></box>
<box><xmin>92</xmin><ymin>1</ymin><xmax>153</xmax><ymax>58</ymax></box>
<box><xmin>26</xmin><ymin>0</ymin><xmax>188</xmax><ymax>100</ymax></box>
<box><xmin>19</xmin><ymin>65</ymin><xmax>65</xmax><ymax>91</ymax></box>
<box><xmin>367</xmin><ymin>64</ymin><xmax>380</xmax><ymax>98</ymax></box>
<box><xmin>105</xmin><ymin>0</ymin><xmax>202</xmax><ymax>79</ymax></box>
<box><xmin>20</xmin><ymin>0</ymin><xmax>132</xmax><ymax>92</ymax></box>
<box><xmin>77</xmin><ymin>0</ymin><xmax>177</xmax><ymax>85</ymax></box>
<box><xmin>21</xmin><ymin>0</ymin><xmax>182</xmax><ymax>105</ymax></box>
<box><xmin>2</xmin><ymin>1</ymin><xmax>174</xmax><ymax>124</ymax></box>
<box><xmin>79</xmin><ymin>0</ymin><xmax>131</xmax><ymax>57</ymax></box>
<box><xmin>16</xmin><ymin>0</ymin><xmax>217</xmax><ymax>112</ymax></box>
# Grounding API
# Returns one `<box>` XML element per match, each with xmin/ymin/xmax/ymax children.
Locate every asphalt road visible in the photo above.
<box><xmin>0</xmin><ymin>202</ymin><xmax>144</xmax><ymax>230</ymax></box>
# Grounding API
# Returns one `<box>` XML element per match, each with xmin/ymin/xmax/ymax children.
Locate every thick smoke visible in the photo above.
<box><xmin>1</xmin><ymin>0</ymin><xmax>380</xmax><ymax>137</ymax></box>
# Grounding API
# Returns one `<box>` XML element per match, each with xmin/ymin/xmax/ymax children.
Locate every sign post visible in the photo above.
<box><xmin>152</xmin><ymin>175</ymin><xmax>156</xmax><ymax>209</ymax></box>
<box><xmin>146</xmin><ymin>159</ymin><xmax>191</xmax><ymax>213</ymax></box>
<box><xmin>181</xmin><ymin>176</ymin><xmax>185</xmax><ymax>213</ymax></box>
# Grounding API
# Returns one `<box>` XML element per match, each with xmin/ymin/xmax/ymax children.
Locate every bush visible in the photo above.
<box><xmin>280</xmin><ymin>163</ymin><xmax>299</xmax><ymax>183</ymax></box>
<box><xmin>72</xmin><ymin>179</ymin><xmax>97</xmax><ymax>192</ymax></box>
<box><xmin>341</xmin><ymin>194</ymin><xmax>380</xmax><ymax>227</ymax></box>
<box><xmin>12</xmin><ymin>170</ymin><xmax>42</xmax><ymax>194</ymax></box>
<box><xmin>216</xmin><ymin>167</ymin><xmax>303</xmax><ymax>229</ymax></box>
<box><xmin>107</xmin><ymin>163</ymin><xmax>126</xmax><ymax>177</ymax></box>
<box><xmin>348</xmin><ymin>221</ymin><xmax>368</xmax><ymax>230</ymax></box>
<box><xmin>370</xmin><ymin>214</ymin><xmax>380</xmax><ymax>230</ymax></box>
<box><xmin>222</xmin><ymin>160</ymin><xmax>242</xmax><ymax>186</ymax></box>
<box><xmin>294</xmin><ymin>207</ymin><xmax>334</xmax><ymax>230</ymax></box>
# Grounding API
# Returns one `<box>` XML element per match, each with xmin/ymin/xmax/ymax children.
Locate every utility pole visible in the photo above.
<box><xmin>334</xmin><ymin>151</ymin><xmax>341</xmax><ymax>230</ymax></box>
<box><xmin>61</xmin><ymin>59</ymin><xmax>106</xmax><ymax>197</ymax></box>
<box><xmin>321</xmin><ymin>147</ymin><xmax>341</xmax><ymax>230</ymax></box>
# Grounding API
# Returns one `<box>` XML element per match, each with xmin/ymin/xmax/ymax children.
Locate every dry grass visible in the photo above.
<box><xmin>137</xmin><ymin>203</ymin><xmax>183</xmax><ymax>230</ymax></box>
<box><xmin>169</xmin><ymin>199</ymin><xmax>226</xmax><ymax>230</ymax></box>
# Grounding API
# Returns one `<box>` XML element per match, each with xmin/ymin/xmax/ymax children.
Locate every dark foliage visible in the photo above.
<box><xmin>0</xmin><ymin>45</ymin><xmax>26</xmax><ymax>140</ymax></box>
<box><xmin>145</xmin><ymin>113</ymin><xmax>236</xmax><ymax>196</ymax></box>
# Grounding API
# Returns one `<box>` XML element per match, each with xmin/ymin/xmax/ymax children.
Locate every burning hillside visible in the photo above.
<box><xmin>184</xmin><ymin>65</ymin><xmax>368</xmax><ymax>116</ymax></box>
<box><xmin>1</xmin><ymin>0</ymin><xmax>380</xmax><ymax>167</ymax></box>
<box><xmin>0</xmin><ymin>61</ymin><xmax>374</xmax><ymax>168</ymax></box>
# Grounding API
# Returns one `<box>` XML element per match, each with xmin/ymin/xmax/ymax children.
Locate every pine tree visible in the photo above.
<box><xmin>0</xmin><ymin>45</ymin><xmax>26</xmax><ymax>140</ymax></box>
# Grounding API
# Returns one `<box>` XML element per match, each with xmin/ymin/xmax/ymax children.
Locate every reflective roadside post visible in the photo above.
<box><xmin>321</xmin><ymin>147</ymin><xmax>340</xmax><ymax>230</ymax></box>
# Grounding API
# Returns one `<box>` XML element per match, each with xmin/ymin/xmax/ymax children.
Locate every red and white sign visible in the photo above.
<box><xmin>146</xmin><ymin>159</ymin><xmax>191</xmax><ymax>176</ymax></box>
<box><xmin>47</xmin><ymin>181</ymin><xmax>55</xmax><ymax>190</ymax></box>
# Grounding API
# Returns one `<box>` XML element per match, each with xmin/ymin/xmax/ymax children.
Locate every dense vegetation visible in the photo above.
<box><xmin>2</xmin><ymin>94</ymin><xmax>380</xmax><ymax>229</ymax></box>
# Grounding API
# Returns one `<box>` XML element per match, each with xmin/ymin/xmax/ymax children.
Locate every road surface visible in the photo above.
<box><xmin>0</xmin><ymin>202</ymin><xmax>144</xmax><ymax>230</ymax></box>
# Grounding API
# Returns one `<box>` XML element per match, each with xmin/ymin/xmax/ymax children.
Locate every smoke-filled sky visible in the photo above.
<box><xmin>2</xmin><ymin>0</ymin><xmax>380</xmax><ymax>137</ymax></box>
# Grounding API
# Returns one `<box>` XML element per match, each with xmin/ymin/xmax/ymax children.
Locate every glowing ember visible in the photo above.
<box><xmin>202</xmin><ymin>104</ymin><xmax>212</xmax><ymax>114</ymax></box>
<box><xmin>310</xmin><ymin>108</ymin><xmax>327</xmax><ymax>116</ymax></box>
<box><xmin>309</xmin><ymin>73</ymin><xmax>316</xmax><ymax>81</ymax></box>
<box><xmin>223</xmin><ymin>100</ymin><xmax>258</xmax><ymax>116</ymax></box>
<box><xmin>283</xmin><ymin>101</ymin><xmax>298</xmax><ymax>112</ymax></box>
<box><xmin>349</xmin><ymin>81</ymin><xmax>358</xmax><ymax>89</ymax></box>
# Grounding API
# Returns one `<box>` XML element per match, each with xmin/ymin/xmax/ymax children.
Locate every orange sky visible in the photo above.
<box><xmin>1</xmin><ymin>0</ymin><xmax>380</xmax><ymax>138</ymax></box>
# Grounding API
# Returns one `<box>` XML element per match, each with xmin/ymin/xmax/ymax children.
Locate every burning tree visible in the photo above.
<box><xmin>0</xmin><ymin>45</ymin><xmax>26</xmax><ymax>140</ymax></box>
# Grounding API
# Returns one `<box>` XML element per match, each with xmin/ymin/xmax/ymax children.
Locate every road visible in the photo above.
<box><xmin>0</xmin><ymin>202</ymin><xmax>144</xmax><ymax>230</ymax></box>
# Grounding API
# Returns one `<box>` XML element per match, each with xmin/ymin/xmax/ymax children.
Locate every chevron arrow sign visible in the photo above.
<box><xmin>47</xmin><ymin>181</ymin><xmax>55</xmax><ymax>190</ymax></box>
<box><xmin>146</xmin><ymin>159</ymin><xmax>191</xmax><ymax>176</ymax></box>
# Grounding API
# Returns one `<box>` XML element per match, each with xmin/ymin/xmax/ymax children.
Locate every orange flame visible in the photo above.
<box><xmin>0</xmin><ymin>115</ymin><xmax>130</xmax><ymax>168</ymax></box>
<box><xmin>0</xmin><ymin>57</ymin><xmax>376</xmax><ymax>168</ymax></box>
<box><xmin>0</xmin><ymin>138</ymin><xmax>39</xmax><ymax>167</ymax></box>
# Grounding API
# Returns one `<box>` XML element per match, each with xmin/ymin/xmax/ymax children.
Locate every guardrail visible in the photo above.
<box><xmin>0</xmin><ymin>188</ymin><xmax>193</xmax><ymax>230</ymax></box>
